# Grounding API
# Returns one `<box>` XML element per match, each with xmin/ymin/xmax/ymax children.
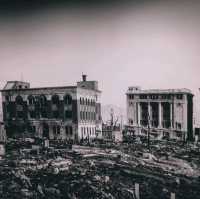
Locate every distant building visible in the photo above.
<box><xmin>1</xmin><ymin>75</ymin><xmax>102</xmax><ymax>142</ymax></box>
<box><xmin>126</xmin><ymin>87</ymin><xmax>193</xmax><ymax>141</ymax></box>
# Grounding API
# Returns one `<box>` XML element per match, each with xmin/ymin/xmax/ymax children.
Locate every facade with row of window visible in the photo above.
<box><xmin>1</xmin><ymin>75</ymin><xmax>102</xmax><ymax>142</ymax></box>
<box><xmin>126</xmin><ymin>87</ymin><xmax>193</xmax><ymax>141</ymax></box>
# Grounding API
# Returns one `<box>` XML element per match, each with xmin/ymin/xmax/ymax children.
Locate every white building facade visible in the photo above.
<box><xmin>126</xmin><ymin>87</ymin><xmax>193</xmax><ymax>141</ymax></box>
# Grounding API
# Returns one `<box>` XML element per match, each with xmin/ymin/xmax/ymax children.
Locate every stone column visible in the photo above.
<box><xmin>159</xmin><ymin>102</ymin><xmax>162</xmax><ymax>128</ymax></box>
<box><xmin>138</xmin><ymin>102</ymin><xmax>141</xmax><ymax>126</ymax></box>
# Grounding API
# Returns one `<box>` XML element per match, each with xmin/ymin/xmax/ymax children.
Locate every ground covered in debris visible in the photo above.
<box><xmin>1</xmin><ymin>139</ymin><xmax>200</xmax><ymax>199</ymax></box>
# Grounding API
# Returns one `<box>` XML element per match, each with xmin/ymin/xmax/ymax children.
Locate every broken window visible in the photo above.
<box><xmin>5</xmin><ymin>95</ymin><xmax>10</xmax><ymax>102</ymax></box>
<box><xmin>140</xmin><ymin>95</ymin><xmax>147</xmax><ymax>99</ymax></box>
<box><xmin>161</xmin><ymin>94</ymin><xmax>171</xmax><ymax>99</ymax></box>
<box><xmin>52</xmin><ymin>95</ymin><xmax>59</xmax><ymax>118</ymax></box>
<box><xmin>52</xmin><ymin>95</ymin><xmax>59</xmax><ymax>104</ymax></box>
<box><xmin>28</xmin><ymin>95</ymin><xmax>36</xmax><ymax>118</ymax></box>
<box><xmin>149</xmin><ymin>95</ymin><xmax>158</xmax><ymax>99</ymax></box>
<box><xmin>163</xmin><ymin>131</ymin><xmax>170</xmax><ymax>139</ymax></box>
<box><xmin>53</xmin><ymin>126</ymin><xmax>60</xmax><ymax>135</ymax></box>
<box><xmin>65</xmin><ymin>126</ymin><xmax>72</xmax><ymax>136</ymax></box>
<box><xmin>53</xmin><ymin>126</ymin><xmax>57</xmax><ymax>134</ymax></box>
<box><xmin>29</xmin><ymin>111</ymin><xmax>36</xmax><ymax>118</ymax></box>
<box><xmin>176</xmin><ymin>131</ymin><xmax>182</xmax><ymax>137</ymax></box>
<box><xmin>69</xmin><ymin>126</ymin><xmax>72</xmax><ymax>135</ymax></box>
<box><xmin>28</xmin><ymin>95</ymin><xmax>35</xmax><ymax>105</ymax></box>
<box><xmin>52</xmin><ymin>111</ymin><xmax>59</xmax><ymax>119</ymax></box>
<box><xmin>57</xmin><ymin>126</ymin><xmax>60</xmax><ymax>134</ymax></box>
<box><xmin>129</xmin><ymin>94</ymin><xmax>134</xmax><ymax>99</ymax></box>
<box><xmin>39</xmin><ymin>95</ymin><xmax>48</xmax><ymax>118</ymax></box>
<box><xmin>43</xmin><ymin>123</ymin><xmax>49</xmax><ymax>138</ymax></box>
<box><xmin>64</xmin><ymin>94</ymin><xmax>72</xmax><ymax>105</ymax></box>
<box><xmin>177</xmin><ymin>94</ymin><xmax>183</xmax><ymax>100</ymax></box>
<box><xmin>27</xmin><ymin>125</ymin><xmax>36</xmax><ymax>133</ymax></box>
<box><xmin>176</xmin><ymin>122</ymin><xmax>182</xmax><ymax>130</ymax></box>
<box><xmin>162</xmin><ymin>103</ymin><xmax>170</xmax><ymax>128</ymax></box>
<box><xmin>16</xmin><ymin>95</ymin><xmax>24</xmax><ymax>118</ymax></box>
<box><xmin>65</xmin><ymin>110</ymin><xmax>72</xmax><ymax>119</ymax></box>
<box><xmin>129</xmin><ymin>119</ymin><xmax>133</xmax><ymax>125</ymax></box>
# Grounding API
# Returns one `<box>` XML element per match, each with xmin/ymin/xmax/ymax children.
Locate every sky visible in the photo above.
<box><xmin>0</xmin><ymin>0</ymin><xmax>200</xmax><ymax>124</ymax></box>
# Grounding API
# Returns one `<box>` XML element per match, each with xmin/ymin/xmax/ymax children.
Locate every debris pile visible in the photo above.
<box><xmin>0</xmin><ymin>139</ymin><xmax>200</xmax><ymax>198</ymax></box>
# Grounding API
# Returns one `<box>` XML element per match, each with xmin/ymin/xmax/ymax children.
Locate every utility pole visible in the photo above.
<box><xmin>147</xmin><ymin>112</ymin><xmax>151</xmax><ymax>152</ymax></box>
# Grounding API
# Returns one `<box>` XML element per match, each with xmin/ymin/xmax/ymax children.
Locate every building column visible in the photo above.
<box><xmin>148</xmin><ymin>102</ymin><xmax>151</xmax><ymax>127</ymax></box>
<box><xmin>137</xmin><ymin>102</ymin><xmax>141</xmax><ymax>127</ymax></box>
<box><xmin>159</xmin><ymin>102</ymin><xmax>162</xmax><ymax>128</ymax></box>
<box><xmin>170</xmin><ymin>103</ymin><xmax>173</xmax><ymax>129</ymax></box>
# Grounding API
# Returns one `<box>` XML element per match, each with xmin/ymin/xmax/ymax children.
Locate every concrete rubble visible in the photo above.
<box><xmin>0</xmin><ymin>138</ymin><xmax>200</xmax><ymax>198</ymax></box>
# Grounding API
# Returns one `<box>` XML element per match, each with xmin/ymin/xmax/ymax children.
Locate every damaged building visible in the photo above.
<box><xmin>1</xmin><ymin>75</ymin><xmax>102</xmax><ymax>142</ymax></box>
<box><xmin>126</xmin><ymin>87</ymin><xmax>193</xmax><ymax>141</ymax></box>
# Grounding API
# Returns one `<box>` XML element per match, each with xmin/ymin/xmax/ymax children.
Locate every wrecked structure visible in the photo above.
<box><xmin>0</xmin><ymin>122</ymin><xmax>6</xmax><ymax>142</ymax></box>
<box><xmin>101</xmin><ymin>108</ymin><xmax>123</xmax><ymax>142</ymax></box>
<box><xmin>126</xmin><ymin>87</ymin><xmax>193</xmax><ymax>141</ymax></box>
<box><xmin>1</xmin><ymin>75</ymin><xmax>102</xmax><ymax>142</ymax></box>
<box><xmin>102</xmin><ymin>123</ymin><xmax>122</xmax><ymax>142</ymax></box>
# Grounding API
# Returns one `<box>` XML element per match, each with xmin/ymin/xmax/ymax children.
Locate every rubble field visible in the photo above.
<box><xmin>0</xmin><ymin>139</ymin><xmax>200</xmax><ymax>199</ymax></box>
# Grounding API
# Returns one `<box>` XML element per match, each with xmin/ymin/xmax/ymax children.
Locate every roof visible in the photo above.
<box><xmin>1</xmin><ymin>85</ymin><xmax>101</xmax><ymax>93</ymax></box>
<box><xmin>126</xmin><ymin>88</ymin><xmax>193</xmax><ymax>95</ymax></box>
<box><xmin>1</xmin><ymin>85</ymin><xmax>77</xmax><ymax>92</ymax></box>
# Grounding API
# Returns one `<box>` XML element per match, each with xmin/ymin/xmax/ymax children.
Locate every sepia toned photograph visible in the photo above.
<box><xmin>0</xmin><ymin>0</ymin><xmax>200</xmax><ymax>198</ymax></box>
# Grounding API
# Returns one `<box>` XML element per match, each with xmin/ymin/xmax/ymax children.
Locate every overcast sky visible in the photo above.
<box><xmin>0</xmin><ymin>0</ymin><xmax>200</xmax><ymax>124</ymax></box>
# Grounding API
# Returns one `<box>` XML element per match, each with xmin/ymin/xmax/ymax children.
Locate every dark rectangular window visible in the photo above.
<box><xmin>65</xmin><ymin>110</ymin><xmax>72</xmax><ymax>119</ymax></box>
<box><xmin>30</xmin><ymin>111</ymin><xmax>36</xmax><ymax>118</ymax></box>
<box><xmin>53</xmin><ymin>111</ymin><xmax>59</xmax><ymax>118</ymax></box>
<box><xmin>57</xmin><ymin>126</ymin><xmax>60</xmax><ymax>134</ymax></box>
<box><xmin>53</xmin><ymin>126</ymin><xmax>57</xmax><ymax>134</ymax></box>
<box><xmin>69</xmin><ymin>126</ymin><xmax>73</xmax><ymax>135</ymax></box>
<box><xmin>65</xmin><ymin>126</ymin><xmax>72</xmax><ymax>136</ymax></box>
<box><xmin>129</xmin><ymin>94</ymin><xmax>134</xmax><ymax>99</ymax></box>
<box><xmin>28</xmin><ymin>126</ymin><xmax>36</xmax><ymax>133</ymax></box>
<box><xmin>140</xmin><ymin>95</ymin><xmax>147</xmax><ymax>99</ymax></box>
<box><xmin>80</xmin><ymin>111</ymin><xmax>83</xmax><ymax>120</ymax></box>
<box><xmin>149</xmin><ymin>95</ymin><xmax>158</xmax><ymax>99</ymax></box>
<box><xmin>177</xmin><ymin>94</ymin><xmax>183</xmax><ymax>100</ymax></box>
<box><xmin>17</xmin><ymin>111</ymin><xmax>24</xmax><ymax>118</ymax></box>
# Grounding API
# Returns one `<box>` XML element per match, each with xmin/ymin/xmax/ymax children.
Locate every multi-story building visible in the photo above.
<box><xmin>126</xmin><ymin>87</ymin><xmax>193</xmax><ymax>141</ymax></box>
<box><xmin>1</xmin><ymin>75</ymin><xmax>102</xmax><ymax>142</ymax></box>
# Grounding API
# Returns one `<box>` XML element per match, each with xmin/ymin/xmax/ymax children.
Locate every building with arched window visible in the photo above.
<box><xmin>1</xmin><ymin>76</ymin><xmax>102</xmax><ymax>141</ymax></box>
